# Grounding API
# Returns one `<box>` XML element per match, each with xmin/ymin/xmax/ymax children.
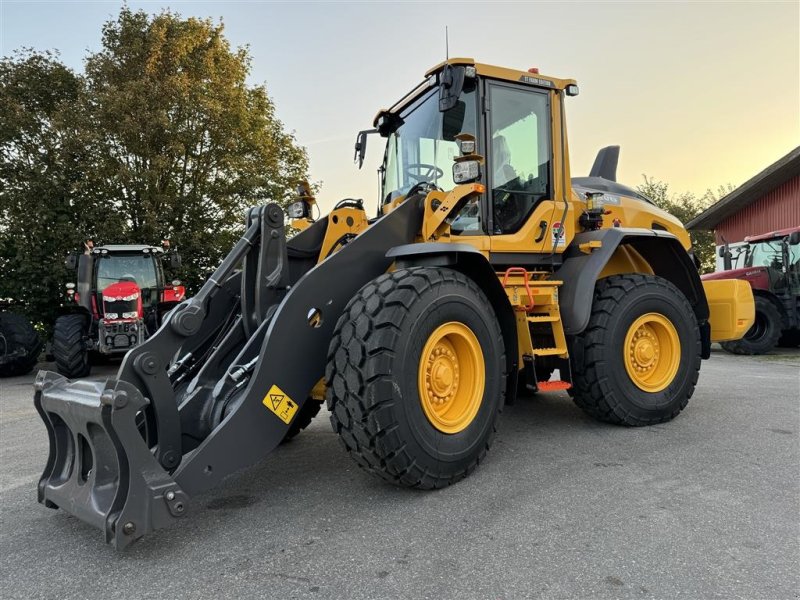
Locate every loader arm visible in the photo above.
<box><xmin>35</xmin><ymin>198</ymin><xmax>422</xmax><ymax>549</ymax></box>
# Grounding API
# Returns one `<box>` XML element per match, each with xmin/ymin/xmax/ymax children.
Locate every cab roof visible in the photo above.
<box><xmin>425</xmin><ymin>58</ymin><xmax>576</xmax><ymax>91</ymax></box>
<box><xmin>93</xmin><ymin>244</ymin><xmax>164</xmax><ymax>254</ymax></box>
<box><xmin>373</xmin><ymin>58</ymin><xmax>577</xmax><ymax>126</ymax></box>
<box><xmin>745</xmin><ymin>226</ymin><xmax>800</xmax><ymax>243</ymax></box>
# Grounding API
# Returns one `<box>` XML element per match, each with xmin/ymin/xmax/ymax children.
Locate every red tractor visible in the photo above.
<box><xmin>53</xmin><ymin>242</ymin><xmax>185</xmax><ymax>378</ymax></box>
<box><xmin>703</xmin><ymin>227</ymin><xmax>800</xmax><ymax>354</ymax></box>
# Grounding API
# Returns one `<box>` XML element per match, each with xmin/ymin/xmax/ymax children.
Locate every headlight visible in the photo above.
<box><xmin>286</xmin><ymin>201</ymin><xmax>309</xmax><ymax>219</ymax></box>
<box><xmin>452</xmin><ymin>160</ymin><xmax>481</xmax><ymax>184</ymax></box>
<box><xmin>122</xmin><ymin>311</ymin><xmax>138</xmax><ymax>319</ymax></box>
<box><xmin>105</xmin><ymin>312</ymin><xmax>119</xmax><ymax>319</ymax></box>
<box><xmin>121</xmin><ymin>293</ymin><xmax>139</xmax><ymax>301</ymax></box>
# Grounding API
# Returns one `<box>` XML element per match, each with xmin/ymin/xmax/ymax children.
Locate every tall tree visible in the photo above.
<box><xmin>0</xmin><ymin>50</ymin><xmax>112</xmax><ymax>330</ymax></box>
<box><xmin>82</xmin><ymin>8</ymin><xmax>309</xmax><ymax>285</ymax></box>
<box><xmin>637</xmin><ymin>176</ymin><xmax>734</xmax><ymax>273</ymax></box>
<box><xmin>0</xmin><ymin>8</ymin><xmax>309</xmax><ymax>331</ymax></box>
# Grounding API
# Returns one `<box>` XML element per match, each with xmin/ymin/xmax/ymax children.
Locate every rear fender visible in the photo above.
<box><xmin>387</xmin><ymin>243</ymin><xmax>519</xmax><ymax>402</ymax></box>
<box><xmin>555</xmin><ymin>228</ymin><xmax>711</xmax><ymax>355</ymax></box>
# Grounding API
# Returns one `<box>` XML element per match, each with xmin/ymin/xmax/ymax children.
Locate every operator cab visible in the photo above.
<box><xmin>372</xmin><ymin>61</ymin><xmax>556</xmax><ymax>237</ymax></box>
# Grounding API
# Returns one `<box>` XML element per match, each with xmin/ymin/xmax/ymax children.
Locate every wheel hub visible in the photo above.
<box><xmin>427</xmin><ymin>345</ymin><xmax>460</xmax><ymax>404</ymax></box>
<box><xmin>623</xmin><ymin>313</ymin><xmax>680</xmax><ymax>393</ymax></box>
<box><xmin>418</xmin><ymin>322</ymin><xmax>484</xmax><ymax>433</ymax></box>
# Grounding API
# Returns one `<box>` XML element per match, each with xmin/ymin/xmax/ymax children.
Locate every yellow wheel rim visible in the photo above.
<box><xmin>623</xmin><ymin>312</ymin><xmax>681</xmax><ymax>393</ymax></box>
<box><xmin>418</xmin><ymin>322</ymin><xmax>485</xmax><ymax>434</ymax></box>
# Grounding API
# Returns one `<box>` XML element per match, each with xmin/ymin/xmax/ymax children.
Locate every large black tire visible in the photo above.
<box><xmin>569</xmin><ymin>274</ymin><xmax>701</xmax><ymax>426</ymax></box>
<box><xmin>720</xmin><ymin>296</ymin><xmax>783</xmax><ymax>355</ymax></box>
<box><xmin>53</xmin><ymin>314</ymin><xmax>91</xmax><ymax>378</ymax></box>
<box><xmin>777</xmin><ymin>328</ymin><xmax>800</xmax><ymax>348</ymax></box>
<box><xmin>0</xmin><ymin>312</ymin><xmax>42</xmax><ymax>377</ymax></box>
<box><xmin>326</xmin><ymin>267</ymin><xmax>506</xmax><ymax>489</ymax></box>
<box><xmin>282</xmin><ymin>399</ymin><xmax>322</xmax><ymax>442</ymax></box>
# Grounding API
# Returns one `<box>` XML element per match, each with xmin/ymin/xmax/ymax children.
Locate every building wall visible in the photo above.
<box><xmin>714</xmin><ymin>174</ymin><xmax>800</xmax><ymax>245</ymax></box>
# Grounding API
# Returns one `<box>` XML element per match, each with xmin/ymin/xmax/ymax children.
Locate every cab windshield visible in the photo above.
<box><xmin>96</xmin><ymin>254</ymin><xmax>160</xmax><ymax>306</ymax></box>
<box><xmin>381</xmin><ymin>86</ymin><xmax>479</xmax><ymax>233</ymax></box>
<box><xmin>746</xmin><ymin>240</ymin><xmax>784</xmax><ymax>269</ymax></box>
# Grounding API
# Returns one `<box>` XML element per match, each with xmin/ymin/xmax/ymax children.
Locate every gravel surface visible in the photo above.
<box><xmin>1</xmin><ymin>350</ymin><xmax>798</xmax><ymax>599</ymax></box>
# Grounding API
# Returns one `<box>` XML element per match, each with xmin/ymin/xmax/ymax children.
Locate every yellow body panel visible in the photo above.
<box><xmin>599</xmin><ymin>245</ymin><xmax>655</xmax><ymax>279</ymax></box>
<box><xmin>703</xmin><ymin>279</ymin><xmax>755</xmax><ymax>342</ymax></box>
<box><xmin>318</xmin><ymin>206</ymin><xmax>369</xmax><ymax>262</ymax></box>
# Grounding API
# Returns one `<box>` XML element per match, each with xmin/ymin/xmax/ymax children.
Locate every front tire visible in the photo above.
<box><xmin>282</xmin><ymin>399</ymin><xmax>322</xmax><ymax>442</ymax></box>
<box><xmin>0</xmin><ymin>312</ymin><xmax>42</xmax><ymax>377</ymax></box>
<box><xmin>53</xmin><ymin>314</ymin><xmax>91</xmax><ymax>378</ymax></box>
<box><xmin>326</xmin><ymin>267</ymin><xmax>505</xmax><ymax>489</ymax></box>
<box><xmin>720</xmin><ymin>296</ymin><xmax>782</xmax><ymax>355</ymax></box>
<box><xmin>569</xmin><ymin>274</ymin><xmax>701</xmax><ymax>426</ymax></box>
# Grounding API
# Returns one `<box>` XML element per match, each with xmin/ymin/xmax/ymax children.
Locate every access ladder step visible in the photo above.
<box><xmin>533</xmin><ymin>347</ymin><xmax>567</xmax><ymax>357</ymax></box>
<box><xmin>537</xmin><ymin>380</ymin><xmax>572</xmax><ymax>392</ymax></box>
<box><xmin>527</xmin><ymin>315</ymin><xmax>559</xmax><ymax>323</ymax></box>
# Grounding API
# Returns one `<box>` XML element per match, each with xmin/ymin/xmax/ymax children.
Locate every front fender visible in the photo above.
<box><xmin>387</xmin><ymin>242</ymin><xmax>519</xmax><ymax>403</ymax></box>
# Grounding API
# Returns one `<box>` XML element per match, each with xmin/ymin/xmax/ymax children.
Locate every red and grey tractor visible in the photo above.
<box><xmin>704</xmin><ymin>226</ymin><xmax>800</xmax><ymax>354</ymax></box>
<box><xmin>53</xmin><ymin>242</ymin><xmax>184</xmax><ymax>378</ymax></box>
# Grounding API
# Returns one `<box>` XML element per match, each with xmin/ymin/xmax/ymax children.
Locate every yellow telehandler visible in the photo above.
<box><xmin>34</xmin><ymin>59</ymin><xmax>754</xmax><ymax>548</ymax></box>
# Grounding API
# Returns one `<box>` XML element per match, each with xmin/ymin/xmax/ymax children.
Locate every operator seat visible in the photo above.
<box><xmin>492</xmin><ymin>135</ymin><xmax>526</xmax><ymax>233</ymax></box>
<box><xmin>493</xmin><ymin>135</ymin><xmax>516</xmax><ymax>186</ymax></box>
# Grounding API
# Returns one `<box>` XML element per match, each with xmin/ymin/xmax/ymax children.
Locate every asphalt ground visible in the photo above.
<box><xmin>1</xmin><ymin>349</ymin><xmax>798</xmax><ymax>600</ymax></box>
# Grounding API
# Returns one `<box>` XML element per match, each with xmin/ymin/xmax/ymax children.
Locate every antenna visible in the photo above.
<box><xmin>445</xmin><ymin>26</ymin><xmax>449</xmax><ymax>62</ymax></box>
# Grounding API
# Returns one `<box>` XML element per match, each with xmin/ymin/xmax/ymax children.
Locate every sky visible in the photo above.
<box><xmin>2</xmin><ymin>0</ymin><xmax>799</xmax><ymax>214</ymax></box>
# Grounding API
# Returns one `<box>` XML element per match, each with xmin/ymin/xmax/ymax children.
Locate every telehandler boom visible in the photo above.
<box><xmin>34</xmin><ymin>59</ymin><xmax>754</xmax><ymax>548</ymax></box>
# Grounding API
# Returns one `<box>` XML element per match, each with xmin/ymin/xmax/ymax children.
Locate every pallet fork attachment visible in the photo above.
<box><xmin>35</xmin><ymin>200</ymin><xmax>421</xmax><ymax>549</ymax></box>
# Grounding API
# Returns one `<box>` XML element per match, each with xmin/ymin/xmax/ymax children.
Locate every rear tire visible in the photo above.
<box><xmin>0</xmin><ymin>312</ymin><xmax>42</xmax><ymax>377</ymax></box>
<box><xmin>53</xmin><ymin>314</ymin><xmax>91</xmax><ymax>378</ymax></box>
<box><xmin>569</xmin><ymin>274</ymin><xmax>701</xmax><ymax>426</ymax></box>
<box><xmin>326</xmin><ymin>267</ymin><xmax>505</xmax><ymax>489</ymax></box>
<box><xmin>777</xmin><ymin>328</ymin><xmax>800</xmax><ymax>348</ymax></box>
<box><xmin>720</xmin><ymin>296</ymin><xmax>782</xmax><ymax>355</ymax></box>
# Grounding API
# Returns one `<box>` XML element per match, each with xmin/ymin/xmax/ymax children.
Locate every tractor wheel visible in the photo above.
<box><xmin>282</xmin><ymin>399</ymin><xmax>322</xmax><ymax>442</ymax></box>
<box><xmin>777</xmin><ymin>328</ymin><xmax>800</xmax><ymax>348</ymax></box>
<box><xmin>53</xmin><ymin>314</ymin><xmax>91</xmax><ymax>379</ymax></box>
<box><xmin>0</xmin><ymin>312</ymin><xmax>42</xmax><ymax>377</ymax></box>
<box><xmin>327</xmin><ymin>267</ymin><xmax>505</xmax><ymax>489</ymax></box>
<box><xmin>720</xmin><ymin>296</ymin><xmax>783</xmax><ymax>355</ymax></box>
<box><xmin>569</xmin><ymin>274</ymin><xmax>701</xmax><ymax>426</ymax></box>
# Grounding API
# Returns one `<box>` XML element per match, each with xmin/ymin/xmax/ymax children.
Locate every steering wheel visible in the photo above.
<box><xmin>406</xmin><ymin>163</ymin><xmax>444</xmax><ymax>184</ymax></box>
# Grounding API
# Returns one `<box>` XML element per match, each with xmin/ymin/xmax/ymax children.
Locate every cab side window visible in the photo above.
<box><xmin>489</xmin><ymin>85</ymin><xmax>551</xmax><ymax>234</ymax></box>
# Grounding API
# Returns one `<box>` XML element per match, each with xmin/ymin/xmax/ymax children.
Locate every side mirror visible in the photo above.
<box><xmin>439</xmin><ymin>65</ymin><xmax>467</xmax><ymax>112</ymax></box>
<box><xmin>354</xmin><ymin>129</ymin><xmax>377</xmax><ymax>169</ymax></box>
<box><xmin>788</xmin><ymin>231</ymin><xmax>800</xmax><ymax>245</ymax></box>
<box><xmin>65</xmin><ymin>252</ymin><xmax>78</xmax><ymax>270</ymax></box>
<box><xmin>718</xmin><ymin>246</ymin><xmax>726</xmax><ymax>258</ymax></box>
<box><xmin>170</xmin><ymin>251</ymin><xmax>182</xmax><ymax>269</ymax></box>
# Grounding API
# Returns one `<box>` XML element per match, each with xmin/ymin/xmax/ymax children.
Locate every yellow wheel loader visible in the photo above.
<box><xmin>34</xmin><ymin>59</ymin><xmax>755</xmax><ymax>548</ymax></box>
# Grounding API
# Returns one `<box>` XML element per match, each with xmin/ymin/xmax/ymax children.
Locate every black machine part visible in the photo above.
<box><xmin>35</xmin><ymin>199</ymin><xmax>422</xmax><ymax>549</ymax></box>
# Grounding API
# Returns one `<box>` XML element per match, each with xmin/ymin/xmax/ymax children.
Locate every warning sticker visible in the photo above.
<box><xmin>551</xmin><ymin>221</ymin><xmax>566</xmax><ymax>248</ymax></box>
<box><xmin>262</xmin><ymin>384</ymin><xmax>299</xmax><ymax>424</ymax></box>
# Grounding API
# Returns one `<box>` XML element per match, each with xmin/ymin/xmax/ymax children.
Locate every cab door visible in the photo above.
<box><xmin>483</xmin><ymin>81</ymin><xmax>560</xmax><ymax>260</ymax></box>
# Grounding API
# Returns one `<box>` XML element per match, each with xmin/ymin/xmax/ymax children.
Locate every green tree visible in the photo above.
<box><xmin>0</xmin><ymin>50</ymin><xmax>111</xmax><ymax>331</ymax></box>
<box><xmin>82</xmin><ymin>8</ymin><xmax>309</xmax><ymax>286</ymax></box>
<box><xmin>637</xmin><ymin>176</ymin><xmax>734</xmax><ymax>273</ymax></box>
<box><xmin>1</xmin><ymin>8</ymin><xmax>309</xmax><ymax>331</ymax></box>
